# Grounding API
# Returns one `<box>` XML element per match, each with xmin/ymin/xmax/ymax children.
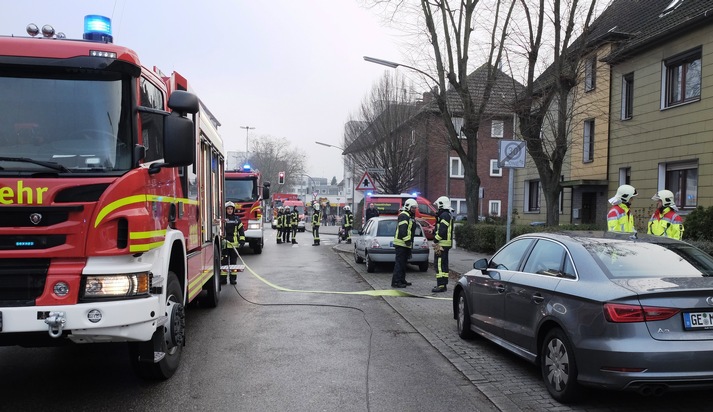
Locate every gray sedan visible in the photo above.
<box><xmin>354</xmin><ymin>216</ymin><xmax>430</xmax><ymax>273</ymax></box>
<box><xmin>453</xmin><ymin>231</ymin><xmax>713</xmax><ymax>403</ymax></box>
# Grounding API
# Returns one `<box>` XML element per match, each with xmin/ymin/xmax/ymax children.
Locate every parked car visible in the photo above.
<box><xmin>415</xmin><ymin>217</ymin><xmax>435</xmax><ymax>240</ymax></box>
<box><xmin>354</xmin><ymin>216</ymin><xmax>430</xmax><ymax>273</ymax></box>
<box><xmin>453</xmin><ymin>231</ymin><xmax>713</xmax><ymax>403</ymax></box>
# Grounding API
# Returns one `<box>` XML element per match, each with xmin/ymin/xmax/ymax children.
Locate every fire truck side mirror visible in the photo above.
<box><xmin>163</xmin><ymin>113</ymin><xmax>194</xmax><ymax>167</ymax></box>
<box><xmin>263</xmin><ymin>183</ymin><xmax>271</xmax><ymax>200</ymax></box>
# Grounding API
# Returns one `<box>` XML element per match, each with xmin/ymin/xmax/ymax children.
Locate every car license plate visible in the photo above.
<box><xmin>683</xmin><ymin>311</ymin><xmax>713</xmax><ymax>330</ymax></box>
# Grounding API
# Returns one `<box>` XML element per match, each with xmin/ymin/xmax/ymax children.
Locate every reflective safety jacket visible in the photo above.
<box><xmin>312</xmin><ymin>210</ymin><xmax>321</xmax><ymax>227</ymax></box>
<box><xmin>648</xmin><ymin>207</ymin><xmax>684</xmax><ymax>240</ymax></box>
<box><xmin>434</xmin><ymin>208</ymin><xmax>454</xmax><ymax>247</ymax></box>
<box><xmin>291</xmin><ymin>209</ymin><xmax>299</xmax><ymax>228</ymax></box>
<box><xmin>607</xmin><ymin>203</ymin><xmax>635</xmax><ymax>233</ymax></box>
<box><xmin>224</xmin><ymin>213</ymin><xmax>245</xmax><ymax>247</ymax></box>
<box><xmin>344</xmin><ymin>211</ymin><xmax>354</xmax><ymax>228</ymax></box>
<box><xmin>393</xmin><ymin>210</ymin><xmax>415</xmax><ymax>248</ymax></box>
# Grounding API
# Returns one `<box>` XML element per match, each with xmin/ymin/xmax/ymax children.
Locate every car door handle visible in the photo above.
<box><xmin>532</xmin><ymin>293</ymin><xmax>544</xmax><ymax>304</ymax></box>
<box><xmin>495</xmin><ymin>284</ymin><xmax>506</xmax><ymax>293</ymax></box>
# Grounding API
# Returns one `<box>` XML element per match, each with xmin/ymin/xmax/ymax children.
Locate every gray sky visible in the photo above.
<box><xmin>1</xmin><ymin>1</ymin><xmax>402</xmax><ymax>181</ymax></box>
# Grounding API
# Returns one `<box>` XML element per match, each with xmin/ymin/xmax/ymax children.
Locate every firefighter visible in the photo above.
<box><xmin>343</xmin><ymin>205</ymin><xmax>354</xmax><ymax>244</ymax></box>
<box><xmin>648</xmin><ymin>189</ymin><xmax>684</xmax><ymax>240</ymax></box>
<box><xmin>282</xmin><ymin>206</ymin><xmax>292</xmax><ymax>244</ymax></box>
<box><xmin>223</xmin><ymin>201</ymin><xmax>245</xmax><ymax>285</ymax></box>
<box><xmin>276</xmin><ymin>206</ymin><xmax>284</xmax><ymax>244</ymax></box>
<box><xmin>312</xmin><ymin>202</ymin><xmax>321</xmax><ymax>246</ymax></box>
<box><xmin>431</xmin><ymin>196</ymin><xmax>453</xmax><ymax>293</ymax></box>
<box><xmin>607</xmin><ymin>184</ymin><xmax>637</xmax><ymax>233</ymax></box>
<box><xmin>291</xmin><ymin>205</ymin><xmax>299</xmax><ymax>244</ymax></box>
<box><xmin>391</xmin><ymin>199</ymin><xmax>417</xmax><ymax>288</ymax></box>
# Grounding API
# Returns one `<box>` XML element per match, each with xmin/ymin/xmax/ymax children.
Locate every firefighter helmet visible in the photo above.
<box><xmin>314</xmin><ymin>203</ymin><xmax>320</xmax><ymax>211</ymax></box>
<box><xmin>404</xmin><ymin>199</ymin><xmax>418</xmax><ymax>210</ymax></box>
<box><xmin>225</xmin><ymin>201</ymin><xmax>235</xmax><ymax>208</ymax></box>
<box><xmin>614</xmin><ymin>185</ymin><xmax>637</xmax><ymax>203</ymax></box>
<box><xmin>434</xmin><ymin>196</ymin><xmax>450</xmax><ymax>210</ymax></box>
<box><xmin>652</xmin><ymin>190</ymin><xmax>676</xmax><ymax>208</ymax></box>
<box><xmin>344</xmin><ymin>206</ymin><xmax>350</xmax><ymax>212</ymax></box>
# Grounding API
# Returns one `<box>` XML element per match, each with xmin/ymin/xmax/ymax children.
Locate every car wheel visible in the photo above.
<box><xmin>354</xmin><ymin>246</ymin><xmax>364</xmax><ymax>263</ymax></box>
<box><xmin>456</xmin><ymin>291</ymin><xmax>474</xmax><ymax>339</ymax></box>
<box><xmin>365</xmin><ymin>253</ymin><xmax>375</xmax><ymax>273</ymax></box>
<box><xmin>541</xmin><ymin>328</ymin><xmax>583</xmax><ymax>403</ymax></box>
<box><xmin>418</xmin><ymin>262</ymin><xmax>429</xmax><ymax>272</ymax></box>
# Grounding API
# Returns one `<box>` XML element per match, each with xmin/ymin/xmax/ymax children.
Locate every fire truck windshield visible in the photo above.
<box><xmin>225</xmin><ymin>178</ymin><xmax>258</xmax><ymax>203</ymax></box>
<box><xmin>0</xmin><ymin>72</ymin><xmax>132</xmax><ymax>173</ymax></box>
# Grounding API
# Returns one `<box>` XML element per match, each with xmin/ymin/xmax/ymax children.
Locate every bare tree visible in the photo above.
<box><xmin>344</xmin><ymin>72</ymin><xmax>424</xmax><ymax>193</ymax></box>
<box><xmin>248</xmin><ymin>136</ymin><xmax>307</xmax><ymax>191</ymax></box>
<box><xmin>510</xmin><ymin>0</ymin><xmax>599</xmax><ymax>225</ymax></box>
<box><xmin>368</xmin><ymin>0</ymin><xmax>515</xmax><ymax>222</ymax></box>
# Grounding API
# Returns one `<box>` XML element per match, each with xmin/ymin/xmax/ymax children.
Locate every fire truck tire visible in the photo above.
<box><xmin>199</xmin><ymin>244</ymin><xmax>221</xmax><ymax>308</ymax></box>
<box><xmin>129</xmin><ymin>272</ymin><xmax>185</xmax><ymax>380</ymax></box>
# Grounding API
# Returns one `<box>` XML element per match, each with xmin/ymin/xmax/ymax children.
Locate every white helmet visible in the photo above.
<box><xmin>225</xmin><ymin>201</ymin><xmax>235</xmax><ymax>208</ymax></box>
<box><xmin>614</xmin><ymin>184</ymin><xmax>637</xmax><ymax>203</ymax></box>
<box><xmin>344</xmin><ymin>206</ymin><xmax>350</xmax><ymax>212</ymax></box>
<box><xmin>434</xmin><ymin>196</ymin><xmax>450</xmax><ymax>210</ymax></box>
<box><xmin>278</xmin><ymin>206</ymin><xmax>284</xmax><ymax>212</ymax></box>
<box><xmin>404</xmin><ymin>198</ymin><xmax>418</xmax><ymax>210</ymax></box>
<box><xmin>313</xmin><ymin>203</ymin><xmax>320</xmax><ymax>211</ymax></box>
<box><xmin>652</xmin><ymin>190</ymin><xmax>676</xmax><ymax>208</ymax></box>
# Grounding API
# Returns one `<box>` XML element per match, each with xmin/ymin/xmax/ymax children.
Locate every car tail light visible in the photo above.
<box><xmin>418</xmin><ymin>240</ymin><xmax>429</xmax><ymax>249</ymax></box>
<box><xmin>369</xmin><ymin>240</ymin><xmax>381</xmax><ymax>249</ymax></box>
<box><xmin>603</xmin><ymin>303</ymin><xmax>679</xmax><ymax>323</ymax></box>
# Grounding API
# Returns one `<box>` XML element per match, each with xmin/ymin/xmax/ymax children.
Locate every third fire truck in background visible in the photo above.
<box><xmin>224</xmin><ymin>164</ymin><xmax>270</xmax><ymax>254</ymax></box>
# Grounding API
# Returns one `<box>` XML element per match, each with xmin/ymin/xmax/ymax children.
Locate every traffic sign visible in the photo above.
<box><xmin>355</xmin><ymin>171</ymin><xmax>377</xmax><ymax>191</ymax></box>
<box><xmin>498</xmin><ymin>140</ymin><xmax>526</xmax><ymax>168</ymax></box>
<box><xmin>367</xmin><ymin>167</ymin><xmax>385</xmax><ymax>175</ymax></box>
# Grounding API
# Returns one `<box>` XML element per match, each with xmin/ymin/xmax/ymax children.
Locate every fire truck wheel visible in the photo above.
<box><xmin>252</xmin><ymin>240</ymin><xmax>263</xmax><ymax>254</ymax></box>
<box><xmin>129</xmin><ymin>272</ymin><xmax>185</xmax><ymax>380</ymax></box>
<box><xmin>199</xmin><ymin>244</ymin><xmax>221</xmax><ymax>308</ymax></box>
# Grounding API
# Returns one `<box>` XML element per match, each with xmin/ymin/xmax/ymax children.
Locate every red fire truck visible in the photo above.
<box><xmin>0</xmin><ymin>16</ymin><xmax>225</xmax><ymax>379</ymax></box>
<box><xmin>224</xmin><ymin>164</ymin><xmax>270</xmax><ymax>254</ymax></box>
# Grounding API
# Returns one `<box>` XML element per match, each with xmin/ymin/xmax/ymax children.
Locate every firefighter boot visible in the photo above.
<box><xmin>229</xmin><ymin>275</ymin><xmax>237</xmax><ymax>285</ymax></box>
<box><xmin>292</xmin><ymin>239</ymin><xmax>297</xmax><ymax>244</ymax></box>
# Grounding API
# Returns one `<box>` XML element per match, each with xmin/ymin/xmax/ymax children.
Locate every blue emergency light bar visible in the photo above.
<box><xmin>242</xmin><ymin>164</ymin><xmax>252</xmax><ymax>171</ymax></box>
<box><xmin>83</xmin><ymin>15</ymin><xmax>113</xmax><ymax>43</ymax></box>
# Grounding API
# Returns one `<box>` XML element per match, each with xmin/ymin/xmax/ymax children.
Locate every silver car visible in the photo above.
<box><xmin>453</xmin><ymin>231</ymin><xmax>713</xmax><ymax>403</ymax></box>
<box><xmin>354</xmin><ymin>216</ymin><xmax>430</xmax><ymax>273</ymax></box>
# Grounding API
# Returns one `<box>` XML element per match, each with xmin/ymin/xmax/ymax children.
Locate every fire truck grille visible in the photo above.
<box><xmin>0</xmin><ymin>259</ymin><xmax>49</xmax><ymax>306</ymax></box>
<box><xmin>0</xmin><ymin>235</ymin><xmax>66</xmax><ymax>250</ymax></box>
<box><xmin>0</xmin><ymin>206</ymin><xmax>83</xmax><ymax>227</ymax></box>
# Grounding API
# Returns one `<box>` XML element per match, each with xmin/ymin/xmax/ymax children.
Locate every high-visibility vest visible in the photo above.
<box><xmin>648</xmin><ymin>207</ymin><xmax>684</xmax><ymax>240</ymax></box>
<box><xmin>434</xmin><ymin>209</ymin><xmax>454</xmax><ymax>247</ymax></box>
<box><xmin>393</xmin><ymin>210</ymin><xmax>414</xmax><ymax>248</ymax></box>
<box><xmin>607</xmin><ymin>204</ymin><xmax>635</xmax><ymax>232</ymax></box>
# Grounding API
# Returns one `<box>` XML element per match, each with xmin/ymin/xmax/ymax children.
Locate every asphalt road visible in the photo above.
<box><xmin>0</xmin><ymin>228</ymin><xmax>494</xmax><ymax>412</ymax></box>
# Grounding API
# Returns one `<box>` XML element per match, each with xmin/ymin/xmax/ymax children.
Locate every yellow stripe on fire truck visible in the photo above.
<box><xmin>94</xmin><ymin>194</ymin><xmax>198</xmax><ymax>228</ymax></box>
<box><xmin>128</xmin><ymin>230</ymin><xmax>167</xmax><ymax>253</ymax></box>
<box><xmin>187</xmin><ymin>268</ymin><xmax>214</xmax><ymax>301</ymax></box>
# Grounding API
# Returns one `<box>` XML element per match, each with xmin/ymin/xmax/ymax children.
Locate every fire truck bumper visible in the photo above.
<box><xmin>0</xmin><ymin>296</ymin><xmax>162</xmax><ymax>343</ymax></box>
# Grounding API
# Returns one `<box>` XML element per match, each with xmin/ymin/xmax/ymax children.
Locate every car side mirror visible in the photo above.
<box><xmin>473</xmin><ymin>258</ymin><xmax>488</xmax><ymax>272</ymax></box>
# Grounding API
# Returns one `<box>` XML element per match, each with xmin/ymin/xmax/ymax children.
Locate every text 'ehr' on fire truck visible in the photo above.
<box><xmin>224</xmin><ymin>164</ymin><xmax>270</xmax><ymax>254</ymax></box>
<box><xmin>0</xmin><ymin>16</ymin><xmax>226</xmax><ymax>379</ymax></box>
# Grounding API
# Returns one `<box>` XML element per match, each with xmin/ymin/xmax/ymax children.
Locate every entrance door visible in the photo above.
<box><xmin>581</xmin><ymin>192</ymin><xmax>597</xmax><ymax>224</ymax></box>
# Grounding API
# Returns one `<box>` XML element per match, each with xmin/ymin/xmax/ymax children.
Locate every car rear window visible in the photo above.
<box><xmin>377</xmin><ymin>220</ymin><xmax>397</xmax><ymax>237</ymax></box>
<box><xmin>587</xmin><ymin>241</ymin><xmax>713</xmax><ymax>278</ymax></box>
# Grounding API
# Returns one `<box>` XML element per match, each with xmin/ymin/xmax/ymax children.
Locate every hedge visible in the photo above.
<box><xmin>454</xmin><ymin>223</ymin><xmax>605</xmax><ymax>254</ymax></box>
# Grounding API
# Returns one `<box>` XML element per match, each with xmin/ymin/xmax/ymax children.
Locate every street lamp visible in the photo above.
<box><xmin>240</xmin><ymin>125</ymin><xmax>255</xmax><ymax>163</ymax></box>
<box><xmin>315</xmin><ymin>141</ymin><xmax>354</xmax><ymax>213</ymax></box>
<box><xmin>363</xmin><ymin>56</ymin><xmax>439</xmax><ymax>85</ymax></box>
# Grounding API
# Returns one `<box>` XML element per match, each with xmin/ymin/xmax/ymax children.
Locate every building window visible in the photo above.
<box><xmin>663</xmin><ymin>48</ymin><xmax>701</xmax><ymax>108</ymax></box>
<box><xmin>451</xmin><ymin>117</ymin><xmax>465</xmax><ymax>138</ymax></box>
<box><xmin>583</xmin><ymin>119</ymin><xmax>594</xmax><ymax>163</ymax></box>
<box><xmin>619</xmin><ymin>167</ymin><xmax>631</xmax><ymax>185</ymax></box>
<box><xmin>491</xmin><ymin>119</ymin><xmax>504</xmax><ymax>138</ymax></box>
<box><xmin>622</xmin><ymin>72</ymin><xmax>634</xmax><ymax>120</ymax></box>
<box><xmin>525</xmin><ymin>180</ymin><xmax>540</xmax><ymax>212</ymax></box>
<box><xmin>450</xmin><ymin>157</ymin><xmax>464</xmax><ymax>178</ymax></box>
<box><xmin>451</xmin><ymin>198</ymin><xmax>466</xmax><ymax>215</ymax></box>
<box><xmin>490</xmin><ymin>159</ymin><xmax>502</xmax><ymax>177</ymax></box>
<box><xmin>489</xmin><ymin>200</ymin><xmax>501</xmax><ymax>217</ymax></box>
<box><xmin>661</xmin><ymin>161</ymin><xmax>698</xmax><ymax>208</ymax></box>
<box><xmin>585</xmin><ymin>56</ymin><xmax>596</xmax><ymax>92</ymax></box>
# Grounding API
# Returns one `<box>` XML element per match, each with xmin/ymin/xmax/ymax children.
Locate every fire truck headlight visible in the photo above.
<box><xmin>82</xmin><ymin>273</ymin><xmax>150</xmax><ymax>298</ymax></box>
<box><xmin>248</xmin><ymin>222</ymin><xmax>261</xmax><ymax>231</ymax></box>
